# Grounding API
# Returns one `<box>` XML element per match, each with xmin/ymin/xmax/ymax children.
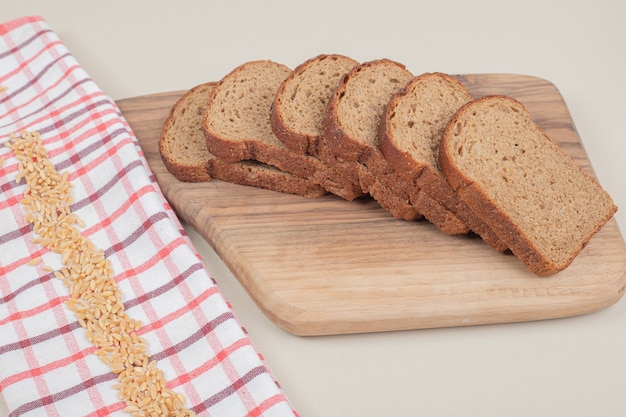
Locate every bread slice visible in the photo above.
<box><xmin>202</xmin><ymin>60</ymin><xmax>361</xmax><ymax>200</ymax></box>
<box><xmin>271</xmin><ymin>54</ymin><xmax>360</xmax><ymax>156</ymax></box>
<box><xmin>159</xmin><ymin>82</ymin><xmax>326</xmax><ymax>198</ymax></box>
<box><xmin>270</xmin><ymin>54</ymin><xmax>364</xmax><ymax>200</ymax></box>
<box><xmin>320</xmin><ymin>59</ymin><xmax>468</xmax><ymax>232</ymax></box>
<box><xmin>379</xmin><ymin>72</ymin><xmax>507</xmax><ymax>251</ymax></box>
<box><xmin>159</xmin><ymin>82</ymin><xmax>216</xmax><ymax>182</ymax></box>
<box><xmin>440</xmin><ymin>95</ymin><xmax>617</xmax><ymax>275</ymax></box>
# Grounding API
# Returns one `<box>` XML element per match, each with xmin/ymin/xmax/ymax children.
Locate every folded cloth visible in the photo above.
<box><xmin>0</xmin><ymin>16</ymin><xmax>295</xmax><ymax>417</ymax></box>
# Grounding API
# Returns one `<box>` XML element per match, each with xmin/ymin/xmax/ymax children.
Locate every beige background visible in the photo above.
<box><xmin>2</xmin><ymin>1</ymin><xmax>625</xmax><ymax>416</ymax></box>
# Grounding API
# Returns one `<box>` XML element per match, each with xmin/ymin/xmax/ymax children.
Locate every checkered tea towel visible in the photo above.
<box><xmin>0</xmin><ymin>15</ymin><xmax>295</xmax><ymax>417</ymax></box>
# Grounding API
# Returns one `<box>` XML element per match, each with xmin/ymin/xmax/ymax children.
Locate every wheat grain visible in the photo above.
<box><xmin>12</xmin><ymin>131</ymin><xmax>195</xmax><ymax>417</ymax></box>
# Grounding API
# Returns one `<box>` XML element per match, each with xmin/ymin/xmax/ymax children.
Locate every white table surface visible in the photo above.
<box><xmin>2</xmin><ymin>1</ymin><xmax>625</xmax><ymax>416</ymax></box>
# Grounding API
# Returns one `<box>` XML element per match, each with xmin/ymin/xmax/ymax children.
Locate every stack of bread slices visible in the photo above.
<box><xmin>159</xmin><ymin>54</ymin><xmax>617</xmax><ymax>276</ymax></box>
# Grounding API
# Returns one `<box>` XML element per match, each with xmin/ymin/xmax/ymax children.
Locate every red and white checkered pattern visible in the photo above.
<box><xmin>0</xmin><ymin>16</ymin><xmax>295</xmax><ymax>417</ymax></box>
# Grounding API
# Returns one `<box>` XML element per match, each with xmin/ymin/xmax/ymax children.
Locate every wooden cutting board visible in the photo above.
<box><xmin>117</xmin><ymin>74</ymin><xmax>626</xmax><ymax>336</ymax></box>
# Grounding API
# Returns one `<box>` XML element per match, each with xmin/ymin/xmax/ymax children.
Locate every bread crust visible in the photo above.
<box><xmin>269</xmin><ymin>105</ymin><xmax>307</xmax><ymax>153</ymax></box>
<box><xmin>440</xmin><ymin>95</ymin><xmax>617</xmax><ymax>275</ymax></box>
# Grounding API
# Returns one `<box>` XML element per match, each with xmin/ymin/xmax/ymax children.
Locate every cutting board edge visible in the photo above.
<box><xmin>268</xmin><ymin>265</ymin><xmax>626</xmax><ymax>336</ymax></box>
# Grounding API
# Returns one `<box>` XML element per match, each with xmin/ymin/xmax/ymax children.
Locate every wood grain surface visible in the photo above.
<box><xmin>117</xmin><ymin>74</ymin><xmax>626</xmax><ymax>336</ymax></box>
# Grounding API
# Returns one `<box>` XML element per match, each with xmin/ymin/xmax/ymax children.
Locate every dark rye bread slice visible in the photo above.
<box><xmin>320</xmin><ymin>59</ymin><xmax>469</xmax><ymax>232</ymax></box>
<box><xmin>440</xmin><ymin>95</ymin><xmax>617</xmax><ymax>275</ymax></box>
<box><xmin>270</xmin><ymin>54</ymin><xmax>363</xmax><ymax>200</ymax></box>
<box><xmin>379</xmin><ymin>72</ymin><xmax>507</xmax><ymax>251</ymax></box>
<box><xmin>202</xmin><ymin>60</ymin><xmax>360</xmax><ymax>200</ymax></box>
<box><xmin>159</xmin><ymin>82</ymin><xmax>326</xmax><ymax>198</ymax></box>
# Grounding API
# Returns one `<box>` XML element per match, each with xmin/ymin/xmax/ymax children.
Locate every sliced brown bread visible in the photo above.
<box><xmin>159</xmin><ymin>82</ymin><xmax>216</xmax><ymax>182</ymax></box>
<box><xmin>202</xmin><ymin>60</ymin><xmax>361</xmax><ymax>200</ymax></box>
<box><xmin>379</xmin><ymin>72</ymin><xmax>507</xmax><ymax>251</ymax></box>
<box><xmin>439</xmin><ymin>95</ymin><xmax>617</xmax><ymax>275</ymax></box>
<box><xmin>320</xmin><ymin>59</ymin><xmax>468</xmax><ymax>232</ymax></box>
<box><xmin>271</xmin><ymin>54</ymin><xmax>360</xmax><ymax>156</ymax></box>
<box><xmin>270</xmin><ymin>54</ymin><xmax>364</xmax><ymax>200</ymax></box>
<box><xmin>159</xmin><ymin>82</ymin><xmax>326</xmax><ymax>198</ymax></box>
